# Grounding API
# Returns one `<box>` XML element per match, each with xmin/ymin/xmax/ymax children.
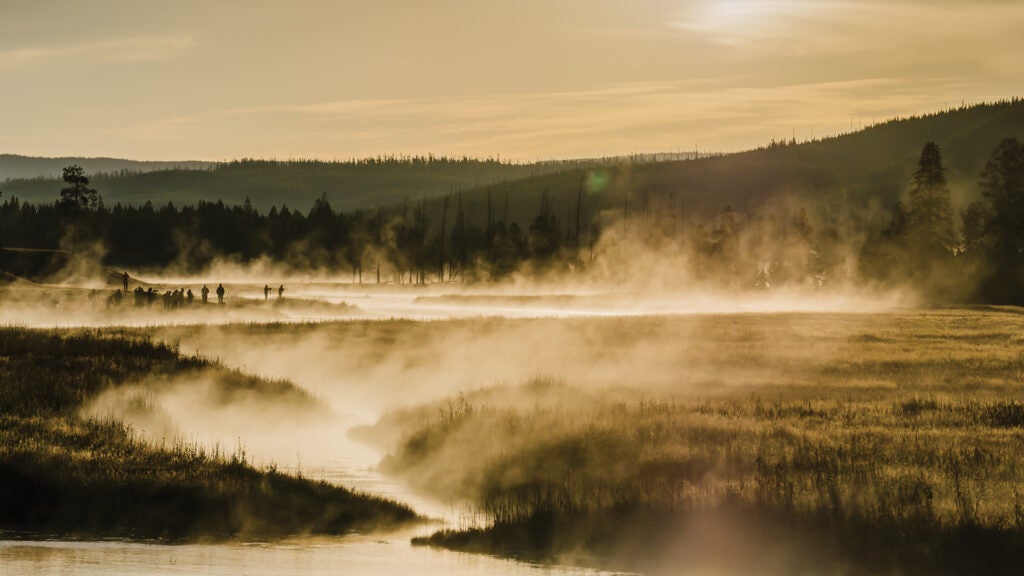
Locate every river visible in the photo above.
<box><xmin>0</xmin><ymin>534</ymin><xmax>621</xmax><ymax>576</ymax></box>
<box><xmin>0</xmin><ymin>455</ymin><xmax>627</xmax><ymax>576</ymax></box>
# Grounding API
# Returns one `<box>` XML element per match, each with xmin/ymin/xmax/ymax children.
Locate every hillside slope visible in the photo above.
<box><xmin>0</xmin><ymin>155</ymin><xmax>213</xmax><ymax>181</ymax></box>
<box><xmin>0</xmin><ymin>157</ymin><xmax>594</xmax><ymax>213</ymax></box>
<box><xmin>421</xmin><ymin>101</ymin><xmax>1024</xmax><ymax>230</ymax></box>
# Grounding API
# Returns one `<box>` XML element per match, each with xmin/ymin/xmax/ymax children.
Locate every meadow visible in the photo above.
<box><xmin>0</xmin><ymin>327</ymin><xmax>417</xmax><ymax>540</ymax></box>
<box><xmin>349</xmin><ymin>308</ymin><xmax>1024</xmax><ymax>575</ymax></box>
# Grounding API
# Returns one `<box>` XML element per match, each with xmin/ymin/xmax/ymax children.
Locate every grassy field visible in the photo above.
<box><xmin>0</xmin><ymin>328</ymin><xmax>417</xmax><ymax>540</ymax></box>
<box><xmin>350</xmin><ymin>308</ymin><xmax>1024</xmax><ymax>575</ymax></box>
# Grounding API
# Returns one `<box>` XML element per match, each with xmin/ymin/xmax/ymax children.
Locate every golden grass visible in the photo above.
<box><xmin>355</xmin><ymin>308</ymin><xmax>1024</xmax><ymax>574</ymax></box>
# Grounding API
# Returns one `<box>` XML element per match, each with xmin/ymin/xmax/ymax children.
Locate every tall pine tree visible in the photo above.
<box><xmin>906</xmin><ymin>142</ymin><xmax>955</xmax><ymax>259</ymax></box>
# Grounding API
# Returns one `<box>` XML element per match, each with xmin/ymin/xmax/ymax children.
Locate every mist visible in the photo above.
<box><xmin>3</xmin><ymin>209</ymin><xmax>1016</xmax><ymax>574</ymax></box>
<box><xmin>136</xmin><ymin>311</ymin><xmax>887</xmax><ymax>465</ymax></box>
<box><xmin>6</xmin><ymin>0</ymin><xmax>1022</xmax><ymax>570</ymax></box>
<box><xmin>0</xmin><ymin>174</ymin><xmax>971</xmax><ymax>575</ymax></box>
<box><xmin>0</xmin><ymin>214</ymin><xmax>920</xmax><ymax>486</ymax></box>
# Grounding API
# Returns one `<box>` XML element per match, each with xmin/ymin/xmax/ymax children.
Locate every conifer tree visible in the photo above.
<box><xmin>906</xmin><ymin>142</ymin><xmax>955</xmax><ymax>258</ymax></box>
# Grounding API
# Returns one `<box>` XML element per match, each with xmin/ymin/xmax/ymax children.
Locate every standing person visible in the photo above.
<box><xmin>263</xmin><ymin>284</ymin><xmax>271</xmax><ymax>301</ymax></box>
<box><xmin>122</xmin><ymin>271</ymin><xmax>129</xmax><ymax>292</ymax></box>
<box><xmin>216</xmin><ymin>283</ymin><xmax>225</xmax><ymax>304</ymax></box>
<box><xmin>278</xmin><ymin>284</ymin><xmax>284</xmax><ymax>299</ymax></box>
<box><xmin>201</xmin><ymin>284</ymin><xmax>210</xmax><ymax>304</ymax></box>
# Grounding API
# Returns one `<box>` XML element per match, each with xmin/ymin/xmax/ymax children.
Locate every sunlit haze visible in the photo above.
<box><xmin>3</xmin><ymin>2</ymin><xmax>1024</xmax><ymax>575</ymax></box>
<box><xmin>2</xmin><ymin>0</ymin><xmax>1020</xmax><ymax>160</ymax></box>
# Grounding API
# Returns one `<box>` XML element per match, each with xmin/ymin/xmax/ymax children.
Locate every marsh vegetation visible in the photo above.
<box><xmin>353</xmin><ymin>310</ymin><xmax>1024</xmax><ymax>575</ymax></box>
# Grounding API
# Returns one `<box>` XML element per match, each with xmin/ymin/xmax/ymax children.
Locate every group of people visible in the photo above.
<box><xmin>153</xmin><ymin>287</ymin><xmax>191</xmax><ymax>309</ymax></box>
<box><xmin>108</xmin><ymin>284</ymin><xmax>225</xmax><ymax>309</ymax></box>
<box><xmin>105</xmin><ymin>272</ymin><xmax>228</xmax><ymax>310</ymax></box>
<box><xmin>263</xmin><ymin>284</ymin><xmax>285</xmax><ymax>300</ymax></box>
<box><xmin>106</xmin><ymin>272</ymin><xmax>287</xmax><ymax>311</ymax></box>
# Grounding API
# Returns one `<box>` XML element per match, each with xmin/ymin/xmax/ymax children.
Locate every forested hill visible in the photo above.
<box><xmin>426</xmin><ymin>100</ymin><xmax>1024</xmax><ymax>229</ymax></box>
<box><xmin>0</xmin><ymin>155</ymin><xmax>213</xmax><ymax>181</ymax></box>
<box><xmin>3</xmin><ymin>101</ymin><xmax>1021</xmax><ymax>223</ymax></box>
<box><xmin>0</xmin><ymin>157</ymin><xmax>596</xmax><ymax>213</ymax></box>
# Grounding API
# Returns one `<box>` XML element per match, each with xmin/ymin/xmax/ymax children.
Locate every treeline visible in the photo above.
<box><xmin>0</xmin><ymin>184</ymin><xmax>574</xmax><ymax>282</ymax></box>
<box><xmin>0</xmin><ymin>155</ymin><xmax>598</xmax><ymax>214</ymax></box>
<box><xmin>0</xmin><ymin>137</ymin><xmax>1022</xmax><ymax>302</ymax></box>
<box><xmin>0</xmin><ymin>154</ymin><xmax>214</xmax><ymax>181</ymax></box>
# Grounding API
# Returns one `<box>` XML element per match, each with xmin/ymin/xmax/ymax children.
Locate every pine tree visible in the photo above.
<box><xmin>58</xmin><ymin>165</ymin><xmax>99</xmax><ymax>212</ymax></box>
<box><xmin>57</xmin><ymin>165</ymin><xmax>100</xmax><ymax>252</ymax></box>
<box><xmin>977</xmin><ymin>137</ymin><xmax>1024</xmax><ymax>255</ymax></box>
<box><xmin>906</xmin><ymin>142</ymin><xmax>955</xmax><ymax>258</ymax></box>
<box><xmin>962</xmin><ymin>137</ymin><xmax>1024</xmax><ymax>302</ymax></box>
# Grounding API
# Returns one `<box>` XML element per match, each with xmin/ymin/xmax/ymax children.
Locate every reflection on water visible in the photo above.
<box><xmin>0</xmin><ymin>460</ymin><xmax>629</xmax><ymax>576</ymax></box>
<box><xmin>1</xmin><ymin>462</ymin><xmax>611</xmax><ymax>574</ymax></box>
<box><xmin>0</xmin><ymin>535</ymin><xmax>627</xmax><ymax>576</ymax></box>
<box><xmin>275</xmin><ymin>460</ymin><xmax>471</xmax><ymax>527</ymax></box>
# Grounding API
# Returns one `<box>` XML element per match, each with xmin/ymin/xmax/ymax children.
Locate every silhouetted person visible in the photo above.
<box><xmin>216</xmin><ymin>283</ymin><xmax>225</xmax><ymax>304</ymax></box>
<box><xmin>264</xmin><ymin>284</ymin><xmax>271</xmax><ymax>301</ymax></box>
<box><xmin>278</xmin><ymin>284</ymin><xmax>284</xmax><ymax>299</ymax></box>
<box><xmin>186</xmin><ymin>289</ymin><xmax>194</xmax><ymax>304</ymax></box>
<box><xmin>201</xmin><ymin>284</ymin><xmax>210</xmax><ymax>304</ymax></box>
<box><xmin>122</xmin><ymin>271</ymin><xmax>129</xmax><ymax>292</ymax></box>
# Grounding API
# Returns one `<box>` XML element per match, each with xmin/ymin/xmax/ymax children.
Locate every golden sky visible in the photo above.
<box><xmin>1</xmin><ymin>0</ymin><xmax>1021</xmax><ymax>161</ymax></box>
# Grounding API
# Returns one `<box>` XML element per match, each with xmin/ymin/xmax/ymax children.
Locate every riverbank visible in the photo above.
<box><xmin>0</xmin><ymin>328</ymin><xmax>417</xmax><ymax>540</ymax></box>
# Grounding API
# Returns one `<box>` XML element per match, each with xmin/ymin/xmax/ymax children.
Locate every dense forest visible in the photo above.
<box><xmin>1</xmin><ymin>132</ymin><xmax>1022</xmax><ymax>303</ymax></box>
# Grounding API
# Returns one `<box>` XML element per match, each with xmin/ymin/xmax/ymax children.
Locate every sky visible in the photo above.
<box><xmin>0</xmin><ymin>0</ymin><xmax>1021</xmax><ymax>161</ymax></box>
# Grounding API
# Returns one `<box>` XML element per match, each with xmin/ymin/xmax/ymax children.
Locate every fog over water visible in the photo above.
<box><xmin>1</xmin><ymin>279</ymin><xmax>650</xmax><ymax>575</ymax></box>
<box><xmin>0</xmin><ymin>275</ymin><xmax>914</xmax><ymax>328</ymax></box>
<box><xmin>0</xmin><ymin>273</ymin><xmax>912</xmax><ymax>575</ymax></box>
<box><xmin>1</xmin><ymin>277</ymin><xmax>913</xmax><ymax>474</ymax></box>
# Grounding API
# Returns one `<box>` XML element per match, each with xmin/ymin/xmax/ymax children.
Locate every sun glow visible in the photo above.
<box><xmin>673</xmin><ymin>0</ymin><xmax>829</xmax><ymax>44</ymax></box>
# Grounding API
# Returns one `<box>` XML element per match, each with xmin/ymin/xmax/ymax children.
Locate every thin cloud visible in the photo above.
<box><xmin>8</xmin><ymin>1</ymin><xmax>1018</xmax><ymax>160</ymax></box>
<box><xmin>80</xmin><ymin>72</ymin><xmax>1003</xmax><ymax>160</ymax></box>
<box><xmin>158</xmin><ymin>76</ymin><xmax>981</xmax><ymax>159</ymax></box>
<box><xmin>0</xmin><ymin>34</ymin><xmax>197</xmax><ymax>68</ymax></box>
